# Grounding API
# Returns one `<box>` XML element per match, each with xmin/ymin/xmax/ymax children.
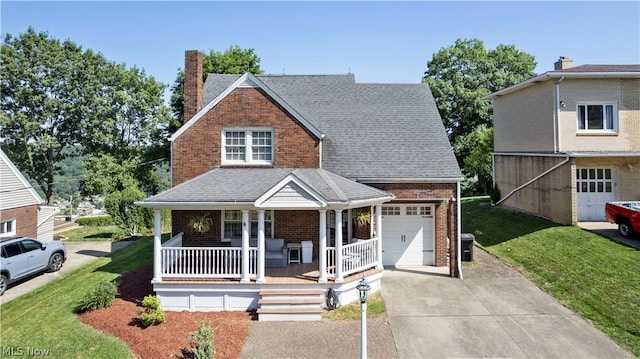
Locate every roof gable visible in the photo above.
<box><xmin>255</xmin><ymin>174</ymin><xmax>328</xmax><ymax>208</ymax></box>
<box><xmin>0</xmin><ymin>148</ymin><xmax>43</xmax><ymax>209</ymax></box>
<box><xmin>170</xmin><ymin>72</ymin><xmax>323</xmax><ymax>141</ymax></box>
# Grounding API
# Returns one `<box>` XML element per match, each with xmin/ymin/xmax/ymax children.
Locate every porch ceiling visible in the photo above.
<box><xmin>138</xmin><ymin>167</ymin><xmax>394</xmax><ymax>210</ymax></box>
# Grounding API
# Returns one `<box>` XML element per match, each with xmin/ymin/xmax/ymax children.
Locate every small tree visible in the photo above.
<box><xmin>190</xmin><ymin>320</ymin><xmax>215</xmax><ymax>359</ymax></box>
<box><xmin>104</xmin><ymin>185</ymin><xmax>151</xmax><ymax>236</ymax></box>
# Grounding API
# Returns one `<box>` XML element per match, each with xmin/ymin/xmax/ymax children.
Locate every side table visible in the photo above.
<box><xmin>287</xmin><ymin>242</ymin><xmax>302</xmax><ymax>264</ymax></box>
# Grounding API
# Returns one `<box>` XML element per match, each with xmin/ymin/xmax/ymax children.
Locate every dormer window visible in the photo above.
<box><xmin>222</xmin><ymin>128</ymin><xmax>273</xmax><ymax>165</ymax></box>
<box><xmin>577</xmin><ymin>103</ymin><xmax>617</xmax><ymax>132</ymax></box>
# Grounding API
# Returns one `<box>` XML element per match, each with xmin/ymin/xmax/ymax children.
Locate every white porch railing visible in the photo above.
<box><xmin>161</xmin><ymin>246</ymin><xmax>257</xmax><ymax>279</ymax></box>
<box><xmin>325</xmin><ymin>237</ymin><xmax>379</xmax><ymax>278</ymax></box>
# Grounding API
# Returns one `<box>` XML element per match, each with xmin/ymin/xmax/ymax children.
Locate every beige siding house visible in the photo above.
<box><xmin>487</xmin><ymin>57</ymin><xmax>640</xmax><ymax>224</ymax></box>
<box><xmin>0</xmin><ymin>149</ymin><xmax>56</xmax><ymax>241</ymax></box>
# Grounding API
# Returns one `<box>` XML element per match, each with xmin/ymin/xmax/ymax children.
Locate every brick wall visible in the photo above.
<box><xmin>174</xmin><ymin>210</ymin><xmax>222</xmax><ymax>247</ymax></box>
<box><xmin>0</xmin><ymin>205</ymin><xmax>39</xmax><ymax>239</ymax></box>
<box><xmin>172</xmin><ymin>87</ymin><xmax>320</xmax><ymax>185</ymax></box>
<box><xmin>275</xmin><ymin>211</ymin><xmax>320</xmax><ymax>257</ymax></box>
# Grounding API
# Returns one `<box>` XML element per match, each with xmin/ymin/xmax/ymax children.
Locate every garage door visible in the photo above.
<box><xmin>576</xmin><ymin>167</ymin><xmax>616</xmax><ymax>221</ymax></box>
<box><xmin>381</xmin><ymin>205</ymin><xmax>434</xmax><ymax>266</ymax></box>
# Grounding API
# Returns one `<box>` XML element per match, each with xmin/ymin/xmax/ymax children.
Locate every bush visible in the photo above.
<box><xmin>190</xmin><ymin>321</ymin><xmax>215</xmax><ymax>359</ymax></box>
<box><xmin>105</xmin><ymin>185</ymin><xmax>153</xmax><ymax>237</ymax></box>
<box><xmin>489</xmin><ymin>183</ymin><xmax>501</xmax><ymax>205</ymax></box>
<box><xmin>77</xmin><ymin>280</ymin><xmax>119</xmax><ymax>312</ymax></box>
<box><xmin>75</xmin><ymin>215</ymin><xmax>114</xmax><ymax>226</ymax></box>
<box><xmin>138</xmin><ymin>295</ymin><xmax>165</xmax><ymax>327</ymax></box>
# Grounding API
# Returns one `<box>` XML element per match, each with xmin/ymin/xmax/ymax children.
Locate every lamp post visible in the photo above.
<box><xmin>356</xmin><ymin>278</ymin><xmax>371</xmax><ymax>359</ymax></box>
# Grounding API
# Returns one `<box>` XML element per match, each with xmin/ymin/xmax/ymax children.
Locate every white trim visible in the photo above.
<box><xmin>0</xmin><ymin>148</ymin><xmax>44</xmax><ymax>205</ymax></box>
<box><xmin>0</xmin><ymin>218</ymin><xmax>17</xmax><ymax>237</ymax></box>
<box><xmin>356</xmin><ymin>177</ymin><xmax>464</xmax><ymax>183</ymax></box>
<box><xmin>170</xmin><ymin>72</ymin><xmax>323</xmax><ymax>141</ymax></box>
<box><xmin>576</xmin><ymin>102</ymin><xmax>618</xmax><ymax>133</ymax></box>
<box><xmin>254</xmin><ymin>174</ymin><xmax>328</xmax><ymax>208</ymax></box>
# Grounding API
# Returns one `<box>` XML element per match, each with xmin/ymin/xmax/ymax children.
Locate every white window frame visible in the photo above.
<box><xmin>0</xmin><ymin>219</ymin><xmax>16</xmax><ymax>237</ymax></box>
<box><xmin>222</xmin><ymin>128</ymin><xmax>274</xmax><ymax>165</ymax></box>
<box><xmin>221</xmin><ymin>210</ymin><xmax>274</xmax><ymax>242</ymax></box>
<box><xmin>576</xmin><ymin>102</ymin><xmax>618</xmax><ymax>133</ymax></box>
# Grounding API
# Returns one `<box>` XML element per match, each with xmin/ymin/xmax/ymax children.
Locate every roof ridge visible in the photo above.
<box><xmin>316</xmin><ymin>168</ymin><xmax>348</xmax><ymax>202</ymax></box>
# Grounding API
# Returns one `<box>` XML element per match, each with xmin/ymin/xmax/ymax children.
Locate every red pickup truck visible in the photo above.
<box><xmin>605</xmin><ymin>201</ymin><xmax>640</xmax><ymax>238</ymax></box>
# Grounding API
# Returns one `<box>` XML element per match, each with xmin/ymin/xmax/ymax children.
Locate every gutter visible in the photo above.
<box><xmin>555</xmin><ymin>76</ymin><xmax>565</xmax><ymax>152</ymax></box>
<box><xmin>494</xmin><ymin>153</ymin><xmax>571</xmax><ymax>206</ymax></box>
<box><xmin>456</xmin><ymin>180</ymin><xmax>463</xmax><ymax>279</ymax></box>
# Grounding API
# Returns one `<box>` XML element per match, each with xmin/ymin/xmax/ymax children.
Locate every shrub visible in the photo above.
<box><xmin>105</xmin><ymin>185</ymin><xmax>153</xmax><ymax>236</ymax></box>
<box><xmin>489</xmin><ymin>183</ymin><xmax>501</xmax><ymax>205</ymax></box>
<box><xmin>190</xmin><ymin>321</ymin><xmax>215</xmax><ymax>359</ymax></box>
<box><xmin>77</xmin><ymin>280</ymin><xmax>119</xmax><ymax>312</ymax></box>
<box><xmin>75</xmin><ymin>215</ymin><xmax>114</xmax><ymax>226</ymax></box>
<box><xmin>138</xmin><ymin>295</ymin><xmax>165</xmax><ymax>327</ymax></box>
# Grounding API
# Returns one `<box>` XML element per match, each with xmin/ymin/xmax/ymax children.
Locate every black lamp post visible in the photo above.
<box><xmin>356</xmin><ymin>278</ymin><xmax>371</xmax><ymax>359</ymax></box>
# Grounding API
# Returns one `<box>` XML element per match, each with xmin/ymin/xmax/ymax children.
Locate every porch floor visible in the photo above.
<box><xmin>162</xmin><ymin>259</ymin><xmax>382</xmax><ymax>285</ymax></box>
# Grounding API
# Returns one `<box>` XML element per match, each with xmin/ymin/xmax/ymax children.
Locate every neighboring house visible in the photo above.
<box><xmin>138</xmin><ymin>50</ymin><xmax>462</xmax><ymax>320</ymax></box>
<box><xmin>0</xmin><ymin>148</ymin><xmax>57</xmax><ymax>241</ymax></box>
<box><xmin>487</xmin><ymin>57</ymin><xmax>640</xmax><ymax>224</ymax></box>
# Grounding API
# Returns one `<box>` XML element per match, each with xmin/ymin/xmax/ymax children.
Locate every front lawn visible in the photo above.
<box><xmin>462</xmin><ymin>197</ymin><xmax>640</xmax><ymax>357</ymax></box>
<box><xmin>0</xmin><ymin>234</ymin><xmax>163</xmax><ymax>358</ymax></box>
<box><xmin>58</xmin><ymin>225</ymin><xmax>121</xmax><ymax>241</ymax></box>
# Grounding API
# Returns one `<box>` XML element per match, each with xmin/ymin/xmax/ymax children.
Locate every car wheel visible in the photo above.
<box><xmin>0</xmin><ymin>274</ymin><xmax>7</xmax><ymax>296</ymax></box>
<box><xmin>48</xmin><ymin>253</ymin><xmax>64</xmax><ymax>272</ymax></box>
<box><xmin>618</xmin><ymin>220</ymin><xmax>633</xmax><ymax>238</ymax></box>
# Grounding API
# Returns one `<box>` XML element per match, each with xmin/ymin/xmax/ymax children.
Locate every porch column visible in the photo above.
<box><xmin>335</xmin><ymin>209</ymin><xmax>344</xmax><ymax>283</ymax></box>
<box><xmin>376</xmin><ymin>204</ymin><xmax>383</xmax><ymax>269</ymax></box>
<box><xmin>370</xmin><ymin>206</ymin><xmax>374</xmax><ymax>238</ymax></box>
<box><xmin>256</xmin><ymin>210</ymin><xmax>266</xmax><ymax>283</ymax></box>
<box><xmin>318</xmin><ymin>210</ymin><xmax>328</xmax><ymax>283</ymax></box>
<box><xmin>347</xmin><ymin>208</ymin><xmax>352</xmax><ymax>243</ymax></box>
<box><xmin>241</xmin><ymin>209</ymin><xmax>250</xmax><ymax>283</ymax></box>
<box><xmin>152</xmin><ymin>209</ymin><xmax>162</xmax><ymax>282</ymax></box>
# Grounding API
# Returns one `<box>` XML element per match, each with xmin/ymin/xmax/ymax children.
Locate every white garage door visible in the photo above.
<box><xmin>576</xmin><ymin>167</ymin><xmax>616</xmax><ymax>221</ymax></box>
<box><xmin>382</xmin><ymin>205</ymin><xmax>434</xmax><ymax>266</ymax></box>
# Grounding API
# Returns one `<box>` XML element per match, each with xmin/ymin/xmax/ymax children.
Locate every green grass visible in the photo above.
<box><xmin>462</xmin><ymin>197</ymin><xmax>640</xmax><ymax>357</ymax></box>
<box><xmin>323</xmin><ymin>292</ymin><xmax>385</xmax><ymax>320</ymax></box>
<box><xmin>0</xmin><ymin>234</ymin><xmax>165</xmax><ymax>358</ymax></box>
<box><xmin>58</xmin><ymin>225</ymin><xmax>121</xmax><ymax>241</ymax></box>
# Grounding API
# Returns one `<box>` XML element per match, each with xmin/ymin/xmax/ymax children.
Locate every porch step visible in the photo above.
<box><xmin>257</xmin><ymin>289</ymin><xmax>324</xmax><ymax>322</ymax></box>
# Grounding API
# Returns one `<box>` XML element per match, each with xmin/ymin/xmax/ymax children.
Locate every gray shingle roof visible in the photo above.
<box><xmin>551</xmin><ymin>65</ymin><xmax>640</xmax><ymax>73</ymax></box>
<box><xmin>142</xmin><ymin>167</ymin><xmax>393</xmax><ymax>205</ymax></box>
<box><xmin>202</xmin><ymin>74</ymin><xmax>462</xmax><ymax>180</ymax></box>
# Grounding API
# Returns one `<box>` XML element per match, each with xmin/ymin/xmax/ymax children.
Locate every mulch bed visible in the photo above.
<box><xmin>79</xmin><ymin>265</ymin><xmax>253</xmax><ymax>359</ymax></box>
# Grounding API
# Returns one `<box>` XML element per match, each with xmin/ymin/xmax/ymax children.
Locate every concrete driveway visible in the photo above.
<box><xmin>381</xmin><ymin>248</ymin><xmax>634</xmax><ymax>358</ymax></box>
<box><xmin>0</xmin><ymin>240</ymin><xmax>132</xmax><ymax>304</ymax></box>
<box><xmin>579</xmin><ymin>221</ymin><xmax>640</xmax><ymax>249</ymax></box>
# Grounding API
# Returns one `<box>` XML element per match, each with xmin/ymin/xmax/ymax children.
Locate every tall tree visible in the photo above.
<box><xmin>423</xmin><ymin>38</ymin><xmax>535</xmax><ymax>194</ymax></box>
<box><xmin>0</xmin><ymin>28</ymin><xmax>171</xmax><ymax>203</ymax></box>
<box><xmin>170</xmin><ymin>45</ymin><xmax>263</xmax><ymax>124</ymax></box>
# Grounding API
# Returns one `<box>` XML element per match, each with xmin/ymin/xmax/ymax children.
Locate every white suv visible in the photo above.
<box><xmin>0</xmin><ymin>236</ymin><xmax>67</xmax><ymax>295</ymax></box>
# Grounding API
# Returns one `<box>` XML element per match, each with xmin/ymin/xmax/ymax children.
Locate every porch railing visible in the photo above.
<box><xmin>161</xmin><ymin>246</ymin><xmax>257</xmax><ymax>279</ymax></box>
<box><xmin>325</xmin><ymin>237</ymin><xmax>379</xmax><ymax>278</ymax></box>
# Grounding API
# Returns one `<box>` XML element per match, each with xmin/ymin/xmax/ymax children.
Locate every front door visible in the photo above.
<box><xmin>382</xmin><ymin>205</ymin><xmax>434</xmax><ymax>266</ymax></box>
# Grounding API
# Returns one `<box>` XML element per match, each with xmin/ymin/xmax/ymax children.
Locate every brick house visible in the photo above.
<box><xmin>0</xmin><ymin>148</ymin><xmax>57</xmax><ymax>241</ymax></box>
<box><xmin>487</xmin><ymin>57</ymin><xmax>640</xmax><ymax>224</ymax></box>
<box><xmin>138</xmin><ymin>50</ymin><xmax>462</xmax><ymax>319</ymax></box>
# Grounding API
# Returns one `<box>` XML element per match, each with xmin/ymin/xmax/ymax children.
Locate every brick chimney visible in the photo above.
<box><xmin>554</xmin><ymin>56</ymin><xmax>574</xmax><ymax>70</ymax></box>
<box><xmin>184</xmin><ymin>50</ymin><xmax>202</xmax><ymax>122</ymax></box>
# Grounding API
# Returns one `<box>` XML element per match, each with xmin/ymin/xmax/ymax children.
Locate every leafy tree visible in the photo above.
<box><xmin>423</xmin><ymin>38</ymin><xmax>535</xmax><ymax>194</ymax></box>
<box><xmin>170</xmin><ymin>45</ymin><xmax>263</xmax><ymax>124</ymax></box>
<box><xmin>455</xmin><ymin>124</ymin><xmax>494</xmax><ymax>194</ymax></box>
<box><xmin>104</xmin><ymin>185</ymin><xmax>151</xmax><ymax>236</ymax></box>
<box><xmin>1</xmin><ymin>28</ymin><xmax>172</xmax><ymax>203</ymax></box>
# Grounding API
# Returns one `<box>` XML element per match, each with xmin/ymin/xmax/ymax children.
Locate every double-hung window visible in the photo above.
<box><xmin>577</xmin><ymin>103</ymin><xmax>617</xmax><ymax>132</ymax></box>
<box><xmin>223</xmin><ymin>128</ymin><xmax>273</xmax><ymax>165</ymax></box>
<box><xmin>0</xmin><ymin>219</ymin><xmax>16</xmax><ymax>238</ymax></box>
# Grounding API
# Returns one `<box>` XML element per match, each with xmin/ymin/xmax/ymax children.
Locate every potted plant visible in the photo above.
<box><xmin>189</xmin><ymin>214</ymin><xmax>212</xmax><ymax>233</ymax></box>
<box><xmin>351</xmin><ymin>208</ymin><xmax>371</xmax><ymax>239</ymax></box>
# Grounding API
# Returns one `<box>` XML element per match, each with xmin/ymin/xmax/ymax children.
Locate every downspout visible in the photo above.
<box><xmin>457</xmin><ymin>181</ymin><xmax>463</xmax><ymax>279</ymax></box>
<box><xmin>494</xmin><ymin>154</ymin><xmax>570</xmax><ymax>206</ymax></box>
<box><xmin>319</xmin><ymin>134</ymin><xmax>325</xmax><ymax>168</ymax></box>
<box><xmin>555</xmin><ymin>76</ymin><xmax>565</xmax><ymax>153</ymax></box>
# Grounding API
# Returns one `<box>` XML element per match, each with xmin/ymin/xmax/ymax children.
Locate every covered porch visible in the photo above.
<box><xmin>138</xmin><ymin>168</ymin><xmax>394</xmax><ymax>318</ymax></box>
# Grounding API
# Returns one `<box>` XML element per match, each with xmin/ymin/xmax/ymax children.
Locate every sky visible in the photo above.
<box><xmin>2</xmin><ymin>1</ymin><xmax>639</xmax><ymax>100</ymax></box>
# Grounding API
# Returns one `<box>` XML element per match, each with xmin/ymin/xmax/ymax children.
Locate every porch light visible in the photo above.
<box><xmin>356</xmin><ymin>278</ymin><xmax>370</xmax><ymax>303</ymax></box>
